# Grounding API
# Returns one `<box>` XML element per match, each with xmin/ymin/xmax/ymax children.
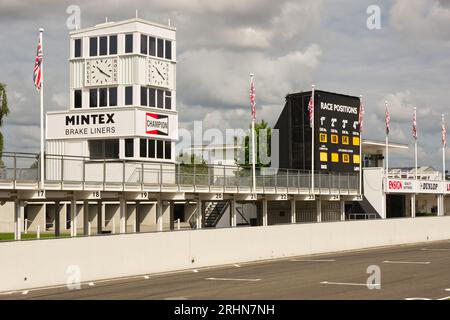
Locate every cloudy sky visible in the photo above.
<box><xmin>0</xmin><ymin>0</ymin><xmax>449</xmax><ymax>169</ymax></box>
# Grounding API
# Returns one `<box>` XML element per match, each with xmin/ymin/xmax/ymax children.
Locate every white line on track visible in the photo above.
<box><xmin>420</xmin><ymin>248</ymin><xmax>450</xmax><ymax>251</ymax></box>
<box><xmin>205</xmin><ymin>277</ymin><xmax>261</xmax><ymax>282</ymax></box>
<box><xmin>445</xmin><ymin>288</ymin><xmax>450</xmax><ymax>292</ymax></box>
<box><xmin>438</xmin><ymin>296</ymin><xmax>450</xmax><ymax>300</ymax></box>
<box><xmin>234</xmin><ymin>264</ymin><xmax>241</xmax><ymax>268</ymax></box>
<box><xmin>320</xmin><ymin>281</ymin><xmax>375</xmax><ymax>287</ymax></box>
<box><xmin>193</xmin><ymin>269</ymin><xmax>199</xmax><ymax>273</ymax></box>
<box><xmin>291</xmin><ymin>259</ymin><xmax>336</xmax><ymax>262</ymax></box>
<box><xmin>88</xmin><ymin>282</ymin><xmax>95</xmax><ymax>286</ymax></box>
<box><xmin>22</xmin><ymin>290</ymin><xmax>29</xmax><ymax>295</ymax></box>
<box><xmin>383</xmin><ymin>260</ymin><xmax>430</xmax><ymax>265</ymax></box>
<box><xmin>143</xmin><ymin>275</ymin><xmax>150</xmax><ymax>279</ymax></box>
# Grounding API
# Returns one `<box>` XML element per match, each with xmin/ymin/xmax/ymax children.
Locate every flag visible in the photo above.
<box><xmin>33</xmin><ymin>36</ymin><xmax>43</xmax><ymax>91</ymax></box>
<box><xmin>442</xmin><ymin>116</ymin><xmax>447</xmax><ymax>147</ymax></box>
<box><xmin>359</xmin><ymin>96</ymin><xmax>364</xmax><ymax>133</ymax></box>
<box><xmin>308</xmin><ymin>95</ymin><xmax>314</xmax><ymax>128</ymax></box>
<box><xmin>412</xmin><ymin>108</ymin><xmax>417</xmax><ymax>140</ymax></box>
<box><xmin>385</xmin><ymin>102</ymin><xmax>390</xmax><ymax>135</ymax></box>
<box><xmin>250</xmin><ymin>76</ymin><xmax>256</xmax><ymax>120</ymax></box>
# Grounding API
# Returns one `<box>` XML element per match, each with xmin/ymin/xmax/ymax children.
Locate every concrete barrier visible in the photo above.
<box><xmin>1</xmin><ymin>216</ymin><xmax>450</xmax><ymax>292</ymax></box>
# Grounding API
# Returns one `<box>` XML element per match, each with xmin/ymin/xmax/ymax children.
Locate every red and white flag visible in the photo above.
<box><xmin>385</xmin><ymin>102</ymin><xmax>390</xmax><ymax>135</ymax></box>
<box><xmin>412</xmin><ymin>108</ymin><xmax>417</xmax><ymax>140</ymax></box>
<box><xmin>442</xmin><ymin>116</ymin><xmax>447</xmax><ymax>147</ymax></box>
<box><xmin>250</xmin><ymin>76</ymin><xmax>256</xmax><ymax>120</ymax></box>
<box><xmin>308</xmin><ymin>95</ymin><xmax>314</xmax><ymax>128</ymax></box>
<box><xmin>359</xmin><ymin>96</ymin><xmax>364</xmax><ymax>133</ymax></box>
<box><xmin>33</xmin><ymin>36</ymin><xmax>43</xmax><ymax>91</ymax></box>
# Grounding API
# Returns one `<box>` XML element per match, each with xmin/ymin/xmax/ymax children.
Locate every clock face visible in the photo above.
<box><xmin>148</xmin><ymin>58</ymin><xmax>170</xmax><ymax>88</ymax></box>
<box><xmin>85</xmin><ymin>58</ymin><xmax>118</xmax><ymax>86</ymax></box>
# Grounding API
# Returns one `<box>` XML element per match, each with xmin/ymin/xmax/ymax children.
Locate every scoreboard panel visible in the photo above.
<box><xmin>314</xmin><ymin>91</ymin><xmax>361</xmax><ymax>173</ymax></box>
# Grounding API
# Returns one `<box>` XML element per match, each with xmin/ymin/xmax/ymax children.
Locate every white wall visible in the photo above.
<box><xmin>1</xmin><ymin>216</ymin><xmax>450</xmax><ymax>292</ymax></box>
<box><xmin>363</xmin><ymin>167</ymin><xmax>385</xmax><ymax>217</ymax></box>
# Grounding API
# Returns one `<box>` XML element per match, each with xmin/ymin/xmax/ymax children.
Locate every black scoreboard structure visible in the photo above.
<box><xmin>275</xmin><ymin>90</ymin><xmax>361</xmax><ymax>173</ymax></box>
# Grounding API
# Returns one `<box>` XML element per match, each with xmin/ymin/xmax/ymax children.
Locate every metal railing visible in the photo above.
<box><xmin>0</xmin><ymin>152</ymin><xmax>360</xmax><ymax>192</ymax></box>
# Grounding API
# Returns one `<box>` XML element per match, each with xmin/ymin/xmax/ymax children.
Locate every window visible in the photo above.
<box><xmin>140</xmin><ymin>139</ymin><xmax>147</xmax><ymax>157</ymax></box>
<box><xmin>99</xmin><ymin>36</ymin><xmax>108</xmax><ymax>56</ymax></box>
<box><xmin>125</xmin><ymin>86</ymin><xmax>133</xmax><ymax>105</ymax></box>
<box><xmin>125</xmin><ymin>139</ymin><xmax>134</xmax><ymax>158</ymax></box>
<box><xmin>157</xmin><ymin>140</ymin><xmax>164</xmax><ymax>159</ymax></box>
<box><xmin>125</xmin><ymin>34</ymin><xmax>133</xmax><ymax>53</ymax></box>
<box><xmin>140</xmin><ymin>86</ymin><xmax>147</xmax><ymax>106</ymax></box>
<box><xmin>89</xmin><ymin>139</ymin><xmax>119</xmax><ymax>159</ymax></box>
<box><xmin>148</xmin><ymin>140</ymin><xmax>155</xmax><ymax>158</ymax></box>
<box><xmin>74</xmin><ymin>39</ymin><xmax>82</xmax><ymax>58</ymax></box>
<box><xmin>89</xmin><ymin>37</ymin><xmax>97</xmax><ymax>57</ymax></box>
<box><xmin>109</xmin><ymin>35</ymin><xmax>117</xmax><ymax>54</ymax></box>
<box><xmin>165</xmin><ymin>40</ymin><xmax>172</xmax><ymax>60</ymax></box>
<box><xmin>74</xmin><ymin>90</ymin><xmax>82</xmax><ymax>108</ymax></box>
<box><xmin>165</xmin><ymin>141</ymin><xmax>171</xmax><ymax>159</ymax></box>
<box><xmin>140</xmin><ymin>34</ymin><xmax>147</xmax><ymax>54</ymax></box>
<box><xmin>165</xmin><ymin>91</ymin><xmax>172</xmax><ymax>110</ymax></box>
<box><xmin>148</xmin><ymin>88</ymin><xmax>156</xmax><ymax>107</ymax></box>
<box><xmin>89</xmin><ymin>89</ymin><xmax>97</xmax><ymax>108</ymax></box>
<box><xmin>109</xmin><ymin>87</ymin><xmax>117</xmax><ymax>106</ymax></box>
<box><xmin>149</xmin><ymin>37</ymin><xmax>156</xmax><ymax>56</ymax></box>
<box><xmin>99</xmin><ymin>88</ymin><xmax>108</xmax><ymax>107</ymax></box>
<box><xmin>156</xmin><ymin>90</ymin><xmax>164</xmax><ymax>108</ymax></box>
<box><xmin>157</xmin><ymin>38</ymin><xmax>164</xmax><ymax>58</ymax></box>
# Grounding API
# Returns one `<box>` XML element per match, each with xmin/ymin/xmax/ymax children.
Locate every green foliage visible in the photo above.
<box><xmin>0</xmin><ymin>83</ymin><xmax>10</xmax><ymax>158</ymax></box>
<box><xmin>240</xmin><ymin>119</ymin><xmax>272</xmax><ymax>168</ymax></box>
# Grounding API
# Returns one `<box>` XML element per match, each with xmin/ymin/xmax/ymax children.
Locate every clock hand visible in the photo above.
<box><xmin>97</xmin><ymin>67</ymin><xmax>111</xmax><ymax>78</ymax></box>
<box><xmin>155</xmin><ymin>67</ymin><xmax>165</xmax><ymax>80</ymax></box>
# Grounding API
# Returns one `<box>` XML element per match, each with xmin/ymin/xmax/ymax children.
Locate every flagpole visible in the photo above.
<box><xmin>359</xmin><ymin>95</ymin><xmax>363</xmax><ymax>195</ymax></box>
<box><xmin>443</xmin><ymin>114</ymin><xmax>446</xmax><ymax>181</ymax></box>
<box><xmin>385</xmin><ymin>100</ymin><xmax>389</xmax><ymax>178</ymax></box>
<box><xmin>250</xmin><ymin>74</ymin><xmax>256</xmax><ymax>193</ymax></box>
<box><xmin>39</xmin><ymin>28</ymin><xmax>45</xmax><ymax>190</ymax></box>
<box><xmin>311</xmin><ymin>84</ymin><xmax>315</xmax><ymax>195</ymax></box>
<box><xmin>414</xmin><ymin>107</ymin><xmax>417</xmax><ymax>182</ymax></box>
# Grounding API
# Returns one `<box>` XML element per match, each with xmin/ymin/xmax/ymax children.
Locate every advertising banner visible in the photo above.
<box><xmin>416</xmin><ymin>180</ymin><xmax>443</xmax><ymax>194</ymax></box>
<box><xmin>386</xmin><ymin>179</ymin><xmax>415</xmax><ymax>193</ymax></box>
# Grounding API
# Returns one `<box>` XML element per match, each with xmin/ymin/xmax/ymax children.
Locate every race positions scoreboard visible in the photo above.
<box><xmin>314</xmin><ymin>91</ymin><xmax>361</xmax><ymax>173</ymax></box>
<box><xmin>275</xmin><ymin>89</ymin><xmax>361</xmax><ymax>173</ymax></box>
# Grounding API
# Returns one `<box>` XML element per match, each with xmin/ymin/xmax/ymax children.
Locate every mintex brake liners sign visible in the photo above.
<box><xmin>146</xmin><ymin>113</ymin><xmax>169</xmax><ymax>136</ymax></box>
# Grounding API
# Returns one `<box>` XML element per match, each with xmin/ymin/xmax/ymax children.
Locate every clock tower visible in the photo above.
<box><xmin>46</xmin><ymin>18</ymin><xmax>177</xmax><ymax>181</ymax></box>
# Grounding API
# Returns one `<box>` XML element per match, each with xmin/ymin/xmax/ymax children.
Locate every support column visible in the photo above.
<box><xmin>438</xmin><ymin>195</ymin><xmax>444</xmax><ymax>216</ymax></box>
<box><xmin>317</xmin><ymin>198</ymin><xmax>322</xmax><ymax>223</ymax></box>
<box><xmin>169</xmin><ymin>201</ymin><xmax>174</xmax><ymax>231</ymax></box>
<box><xmin>14</xmin><ymin>200</ymin><xmax>24</xmax><ymax>240</ymax></box>
<box><xmin>411</xmin><ymin>194</ymin><xmax>416</xmax><ymax>218</ymax></box>
<box><xmin>340</xmin><ymin>200</ymin><xmax>345</xmax><ymax>221</ymax></box>
<box><xmin>55</xmin><ymin>201</ymin><xmax>61</xmax><ymax>237</ymax></box>
<box><xmin>196</xmin><ymin>199</ymin><xmax>202</xmax><ymax>229</ymax></box>
<box><xmin>97</xmin><ymin>201</ymin><xmax>103</xmax><ymax>234</ymax></box>
<box><xmin>136</xmin><ymin>202</ymin><xmax>141</xmax><ymax>233</ymax></box>
<box><xmin>290</xmin><ymin>199</ymin><xmax>296</xmax><ymax>224</ymax></box>
<box><xmin>70</xmin><ymin>198</ymin><xmax>77</xmax><ymax>237</ymax></box>
<box><xmin>262</xmin><ymin>198</ymin><xmax>268</xmax><ymax>226</ymax></box>
<box><xmin>83</xmin><ymin>200</ymin><xmax>89</xmax><ymax>236</ymax></box>
<box><xmin>157</xmin><ymin>198</ymin><xmax>163</xmax><ymax>231</ymax></box>
<box><xmin>119</xmin><ymin>197</ymin><xmax>126</xmax><ymax>234</ymax></box>
<box><xmin>230</xmin><ymin>198</ymin><xmax>237</xmax><ymax>227</ymax></box>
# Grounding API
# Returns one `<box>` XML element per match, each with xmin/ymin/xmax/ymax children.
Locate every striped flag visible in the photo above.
<box><xmin>359</xmin><ymin>96</ymin><xmax>364</xmax><ymax>133</ymax></box>
<box><xmin>442</xmin><ymin>115</ymin><xmax>447</xmax><ymax>147</ymax></box>
<box><xmin>33</xmin><ymin>36</ymin><xmax>43</xmax><ymax>91</ymax></box>
<box><xmin>308</xmin><ymin>95</ymin><xmax>314</xmax><ymax>128</ymax></box>
<box><xmin>250</xmin><ymin>76</ymin><xmax>256</xmax><ymax>120</ymax></box>
<box><xmin>385</xmin><ymin>101</ymin><xmax>390</xmax><ymax>135</ymax></box>
<box><xmin>412</xmin><ymin>107</ymin><xmax>417</xmax><ymax>140</ymax></box>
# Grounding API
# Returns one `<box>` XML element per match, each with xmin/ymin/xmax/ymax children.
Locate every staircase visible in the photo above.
<box><xmin>204</xmin><ymin>202</ymin><xmax>229</xmax><ymax>228</ymax></box>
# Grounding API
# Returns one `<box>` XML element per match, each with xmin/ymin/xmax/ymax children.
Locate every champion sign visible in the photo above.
<box><xmin>146</xmin><ymin>113</ymin><xmax>169</xmax><ymax>136</ymax></box>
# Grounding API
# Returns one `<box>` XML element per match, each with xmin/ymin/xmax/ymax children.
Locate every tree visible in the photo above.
<box><xmin>240</xmin><ymin>119</ymin><xmax>272</xmax><ymax>168</ymax></box>
<box><xmin>0</xmin><ymin>83</ymin><xmax>10</xmax><ymax>159</ymax></box>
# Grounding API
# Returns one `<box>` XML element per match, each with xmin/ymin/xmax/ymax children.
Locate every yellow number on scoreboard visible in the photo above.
<box><xmin>320</xmin><ymin>152</ymin><xmax>328</xmax><ymax>162</ymax></box>
<box><xmin>353</xmin><ymin>136</ymin><xmax>360</xmax><ymax>146</ymax></box>
<box><xmin>342</xmin><ymin>136</ymin><xmax>349</xmax><ymax>145</ymax></box>
<box><xmin>331</xmin><ymin>134</ymin><xmax>338</xmax><ymax>144</ymax></box>
<box><xmin>342</xmin><ymin>153</ymin><xmax>350</xmax><ymax>163</ymax></box>
<box><xmin>331</xmin><ymin>152</ymin><xmax>339</xmax><ymax>163</ymax></box>
<box><xmin>319</xmin><ymin>133</ymin><xmax>327</xmax><ymax>143</ymax></box>
<box><xmin>353</xmin><ymin>154</ymin><xmax>360</xmax><ymax>164</ymax></box>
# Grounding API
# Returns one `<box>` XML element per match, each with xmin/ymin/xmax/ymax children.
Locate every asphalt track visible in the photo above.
<box><xmin>2</xmin><ymin>240</ymin><xmax>450</xmax><ymax>300</ymax></box>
